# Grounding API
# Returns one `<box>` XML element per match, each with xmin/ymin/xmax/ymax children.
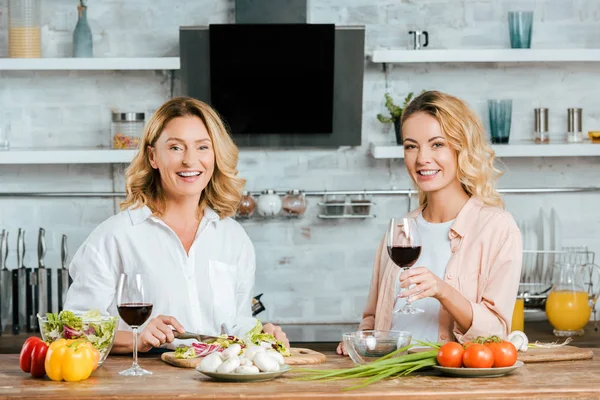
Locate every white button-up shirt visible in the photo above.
<box><xmin>64</xmin><ymin>205</ymin><xmax>257</xmax><ymax>343</ymax></box>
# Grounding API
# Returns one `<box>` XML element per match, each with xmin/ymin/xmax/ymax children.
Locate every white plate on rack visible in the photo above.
<box><xmin>540</xmin><ymin>209</ymin><xmax>552</xmax><ymax>283</ymax></box>
<box><xmin>550</xmin><ymin>208</ymin><xmax>563</xmax><ymax>253</ymax></box>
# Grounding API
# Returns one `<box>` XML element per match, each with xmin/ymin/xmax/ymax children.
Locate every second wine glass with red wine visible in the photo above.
<box><xmin>117</xmin><ymin>273</ymin><xmax>154</xmax><ymax>376</ymax></box>
<box><xmin>388</xmin><ymin>217</ymin><xmax>423</xmax><ymax>314</ymax></box>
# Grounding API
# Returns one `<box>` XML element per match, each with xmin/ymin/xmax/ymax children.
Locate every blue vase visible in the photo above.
<box><xmin>73</xmin><ymin>4</ymin><xmax>93</xmax><ymax>57</ymax></box>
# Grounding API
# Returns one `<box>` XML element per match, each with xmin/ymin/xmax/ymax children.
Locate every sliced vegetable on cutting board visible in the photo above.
<box><xmin>161</xmin><ymin>347</ymin><xmax>326</xmax><ymax>368</ymax></box>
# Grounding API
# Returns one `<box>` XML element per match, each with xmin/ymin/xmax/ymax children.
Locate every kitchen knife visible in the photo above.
<box><xmin>0</xmin><ymin>230</ymin><xmax>10</xmax><ymax>335</ymax></box>
<box><xmin>10</xmin><ymin>229</ymin><xmax>20</xmax><ymax>335</ymax></box>
<box><xmin>173</xmin><ymin>331</ymin><xmax>219</xmax><ymax>343</ymax></box>
<box><xmin>14</xmin><ymin>229</ymin><xmax>30</xmax><ymax>332</ymax></box>
<box><xmin>57</xmin><ymin>234</ymin><xmax>70</xmax><ymax>312</ymax></box>
<box><xmin>37</xmin><ymin>228</ymin><xmax>50</xmax><ymax>318</ymax></box>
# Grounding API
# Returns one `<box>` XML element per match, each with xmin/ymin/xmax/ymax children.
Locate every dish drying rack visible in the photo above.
<box><xmin>519</xmin><ymin>246</ymin><xmax>598</xmax><ymax>331</ymax></box>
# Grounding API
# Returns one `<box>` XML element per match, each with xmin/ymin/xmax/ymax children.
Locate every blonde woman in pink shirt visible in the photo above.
<box><xmin>338</xmin><ymin>91</ymin><xmax>522</xmax><ymax>354</ymax></box>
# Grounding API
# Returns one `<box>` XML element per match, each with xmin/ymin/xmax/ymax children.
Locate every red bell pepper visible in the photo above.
<box><xmin>19</xmin><ymin>337</ymin><xmax>48</xmax><ymax>378</ymax></box>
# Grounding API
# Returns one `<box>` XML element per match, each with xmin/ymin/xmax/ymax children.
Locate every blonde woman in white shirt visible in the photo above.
<box><xmin>65</xmin><ymin>97</ymin><xmax>288</xmax><ymax>353</ymax></box>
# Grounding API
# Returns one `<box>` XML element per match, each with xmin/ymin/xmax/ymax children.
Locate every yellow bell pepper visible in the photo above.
<box><xmin>45</xmin><ymin>339</ymin><xmax>100</xmax><ymax>382</ymax></box>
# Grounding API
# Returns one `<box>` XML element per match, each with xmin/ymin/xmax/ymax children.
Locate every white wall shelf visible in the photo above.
<box><xmin>0</xmin><ymin>149</ymin><xmax>136</xmax><ymax>164</ymax></box>
<box><xmin>0</xmin><ymin>57</ymin><xmax>180</xmax><ymax>70</ymax></box>
<box><xmin>370</xmin><ymin>142</ymin><xmax>600</xmax><ymax>159</ymax></box>
<box><xmin>371</xmin><ymin>49</ymin><xmax>600</xmax><ymax>63</ymax></box>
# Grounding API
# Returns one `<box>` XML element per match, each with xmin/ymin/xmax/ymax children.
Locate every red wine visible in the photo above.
<box><xmin>117</xmin><ymin>303</ymin><xmax>153</xmax><ymax>327</ymax></box>
<box><xmin>387</xmin><ymin>246</ymin><xmax>421</xmax><ymax>269</ymax></box>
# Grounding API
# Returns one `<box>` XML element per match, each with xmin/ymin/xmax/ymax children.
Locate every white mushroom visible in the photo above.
<box><xmin>240</xmin><ymin>358</ymin><xmax>253</xmax><ymax>366</ymax></box>
<box><xmin>253</xmin><ymin>352</ymin><xmax>280</xmax><ymax>372</ymax></box>
<box><xmin>265</xmin><ymin>350</ymin><xmax>285</xmax><ymax>366</ymax></box>
<box><xmin>508</xmin><ymin>330</ymin><xmax>529</xmax><ymax>352</ymax></box>
<box><xmin>221</xmin><ymin>344</ymin><xmax>242</xmax><ymax>360</ymax></box>
<box><xmin>198</xmin><ymin>352</ymin><xmax>223</xmax><ymax>373</ymax></box>
<box><xmin>244</xmin><ymin>345</ymin><xmax>266</xmax><ymax>361</ymax></box>
<box><xmin>235</xmin><ymin>365</ymin><xmax>260</xmax><ymax>374</ymax></box>
<box><xmin>216</xmin><ymin>357</ymin><xmax>241</xmax><ymax>374</ymax></box>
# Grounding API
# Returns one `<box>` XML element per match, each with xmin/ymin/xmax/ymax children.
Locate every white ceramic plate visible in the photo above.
<box><xmin>196</xmin><ymin>365</ymin><xmax>291</xmax><ymax>382</ymax></box>
<box><xmin>540</xmin><ymin>209</ymin><xmax>551</xmax><ymax>283</ymax></box>
<box><xmin>550</xmin><ymin>207</ymin><xmax>563</xmax><ymax>252</ymax></box>
<box><xmin>433</xmin><ymin>360</ymin><xmax>524</xmax><ymax>378</ymax></box>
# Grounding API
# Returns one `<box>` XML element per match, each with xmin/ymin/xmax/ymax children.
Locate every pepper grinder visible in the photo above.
<box><xmin>567</xmin><ymin>108</ymin><xmax>583</xmax><ymax>143</ymax></box>
<box><xmin>534</xmin><ymin>108</ymin><xmax>549</xmax><ymax>143</ymax></box>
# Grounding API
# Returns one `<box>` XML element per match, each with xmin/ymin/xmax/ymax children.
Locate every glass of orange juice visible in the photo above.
<box><xmin>511</xmin><ymin>297</ymin><xmax>525</xmax><ymax>332</ymax></box>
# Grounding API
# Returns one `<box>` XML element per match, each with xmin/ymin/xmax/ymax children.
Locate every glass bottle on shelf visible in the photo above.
<box><xmin>73</xmin><ymin>0</ymin><xmax>93</xmax><ymax>57</ymax></box>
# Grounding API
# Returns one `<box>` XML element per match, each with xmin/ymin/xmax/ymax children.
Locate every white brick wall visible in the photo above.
<box><xmin>1</xmin><ymin>0</ymin><xmax>599</xmax><ymax>324</ymax></box>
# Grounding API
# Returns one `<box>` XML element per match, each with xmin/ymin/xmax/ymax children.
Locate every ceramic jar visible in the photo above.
<box><xmin>237</xmin><ymin>190</ymin><xmax>256</xmax><ymax>218</ymax></box>
<box><xmin>282</xmin><ymin>189</ymin><xmax>307</xmax><ymax>216</ymax></box>
<box><xmin>257</xmin><ymin>189</ymin><xmax>282</xmax><ymax>217</ymax></box>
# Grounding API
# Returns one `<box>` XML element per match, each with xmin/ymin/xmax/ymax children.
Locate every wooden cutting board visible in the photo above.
<box><xmin>161</xmin><ymin>347</ymin><xmax>326</xmax><ymax>368</ymax></box>
<box><xmin>518</xmin><ymin>345</ymin><xmax>594</xmax><ymax>363</ymax></box>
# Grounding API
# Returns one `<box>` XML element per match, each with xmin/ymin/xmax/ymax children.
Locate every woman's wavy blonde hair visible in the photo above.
<box><xmin>121</xmin><ymin>96</ymin><xmax>245</xmax><ymax>218</ymax></box>
<box><xmin>401</xmin><ymin>90</ymin><xmax>504</xmax><ymax>208</ymax></box>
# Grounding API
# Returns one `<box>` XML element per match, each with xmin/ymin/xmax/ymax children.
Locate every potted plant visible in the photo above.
<box><xmin>376</xmin><ymin>92</ymin><xmax>415</xmax><ymax>145</ymax></box>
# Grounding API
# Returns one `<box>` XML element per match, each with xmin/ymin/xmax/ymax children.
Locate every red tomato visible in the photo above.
<box><xmin>462</xmin><ymin>344</ymin><xmax>494</xmax><ymax>368</ymax></box>
<box><xmin>437</xmin><ymin>342</ymin><xmax>464</xmax><ymax>368</ymax></box>
<box><xmin>19</xmin><ymin>337</ymin><xmax>48</xmax><ymax>378</ymax></box>
<box><xmin>486</xmin><ymin>341</ymin><xmax>518</xmax><ymax>368</ymax></box>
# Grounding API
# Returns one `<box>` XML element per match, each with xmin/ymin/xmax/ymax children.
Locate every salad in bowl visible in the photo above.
<box><xmin>38</xmin><ymin>310</ymin><xmax>118</xmax><ymax>366</ymax></box>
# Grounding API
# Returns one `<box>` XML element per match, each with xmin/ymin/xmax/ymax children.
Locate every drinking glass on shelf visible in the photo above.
<box><xmin>388</xmin><ymin>217</ymin><xmax>423</xmax><ymax>314</ymax></box>
<box><xmin>508</xmin><ymin>11</ymin><xmax>534</xmax><ymax>49</ymax></box>
<box><xmin>117</xmin><ymin>273</ymin><xmax>154</xmax><ymax>376</ymax></box>
<box><xmin>488</xmin><ymin>100</ymin><xmax>513</xmax><ymax>144</ymax></box>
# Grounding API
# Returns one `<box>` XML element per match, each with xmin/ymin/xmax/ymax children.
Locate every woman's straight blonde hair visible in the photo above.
<box><xmin>401</xmin><ymin>90</ymin><xmax>504</xmax><ymax>208</ymax></box>
<box><xmin>121</xmin><ymin>96</ymin><xmax>245</xmax><ymax>218</ymax></box>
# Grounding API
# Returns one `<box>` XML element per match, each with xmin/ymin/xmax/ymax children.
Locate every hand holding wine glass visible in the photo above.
<box><xmin>117</xmin><ymin>273</ymin><xmax>154</xmax><ymax>376</ymax></box>
<box><xmin>387</xmin><ymin>217</ymin><xmax>423</xmax><ymax>314</ymax></box>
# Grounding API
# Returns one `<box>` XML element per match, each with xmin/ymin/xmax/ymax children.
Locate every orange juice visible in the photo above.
<box><xmin>511</xmin><ymin>298</ymin><xmax>524</xmax><ymax>332</ymax></box>
<box><xmin>546</xmin><ymin>291</ymin><xmax>591</xmax><ymax>331</ymax></box>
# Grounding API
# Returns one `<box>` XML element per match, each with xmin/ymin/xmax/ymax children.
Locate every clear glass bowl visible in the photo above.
<box><xmin>38</xmin><ymin>315</ymin><xmax>118</xmax><ymax>366</ymax></box>
<box><xmin>343</xmin><ymin>330</ymin><xmax>412</xmax><ymax>365</ymax></box>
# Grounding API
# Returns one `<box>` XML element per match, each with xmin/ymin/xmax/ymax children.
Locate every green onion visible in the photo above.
<box><xmin>295</xmin><ymin>342</ymin><xmax>441</xmax><ymax>391</ymax></box>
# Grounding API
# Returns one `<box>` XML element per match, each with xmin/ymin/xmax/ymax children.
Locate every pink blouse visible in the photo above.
<box><xmin>358</xmin><ymin>197</ymin><xmax>523</xmax><ymax>343</ymax></box>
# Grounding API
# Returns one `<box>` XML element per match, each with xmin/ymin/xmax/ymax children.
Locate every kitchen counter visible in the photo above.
<box><xmin>1</xmin><ymin>320</ymin><xmax>599</xmax><ymax>354</ymax></box>
<box><xmin>1</xmin><ymin>350</ymin><xmax>599</xmax><ymax>399</ymax></box>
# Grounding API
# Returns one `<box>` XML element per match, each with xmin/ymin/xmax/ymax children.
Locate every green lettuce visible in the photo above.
<box><xmin>246</xmin><ymin>320</ymin><xmax>291</xmax><ymax>357</ymax></box>
<box><xmin>41</xmin><ymin>310</ymin><xmax>117</xmax><ymax>354</ymax></box>
<box><xmin>175</xmin><ymin>346</ymin><xmax>197</xmax><ymax>359</ymax></box>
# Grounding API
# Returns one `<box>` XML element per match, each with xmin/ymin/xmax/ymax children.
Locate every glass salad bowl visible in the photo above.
<box><xmin>38</xmin><ymin>310</ymin><xmax>118</xmax><ymax>366</ymax></box>
<box><xmin>343</xmin><ymin>330</ymin><xmax>412</xmax><ymax>365</ymax></box>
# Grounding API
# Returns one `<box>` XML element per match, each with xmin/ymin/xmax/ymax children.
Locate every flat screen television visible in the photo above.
<box><xmin>209</xmin><ymin>24</ymin><xmax>335</xmax><ymax>135</ymax></box>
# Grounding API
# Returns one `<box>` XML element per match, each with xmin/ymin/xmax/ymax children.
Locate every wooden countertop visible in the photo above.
<box><xmin>2</xmin><ymin>320</ymin><xmax>599</xmax><ymax>354</ymax></box>
<box><xmin>1</xmin><ymin>350</ymin><xmax>600</xmax><ymax>400</ymax></box>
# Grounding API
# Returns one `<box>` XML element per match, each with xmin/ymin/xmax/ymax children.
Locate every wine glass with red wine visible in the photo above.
<box><xmin>388</xmin><ymin>217</ymin><xmax>423</xmax><ymax>314</ymax></box>
<box><xmin>117</xmin><ymin>273</ymin><xmax>154</xmax><ymax>376</ymax></box>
